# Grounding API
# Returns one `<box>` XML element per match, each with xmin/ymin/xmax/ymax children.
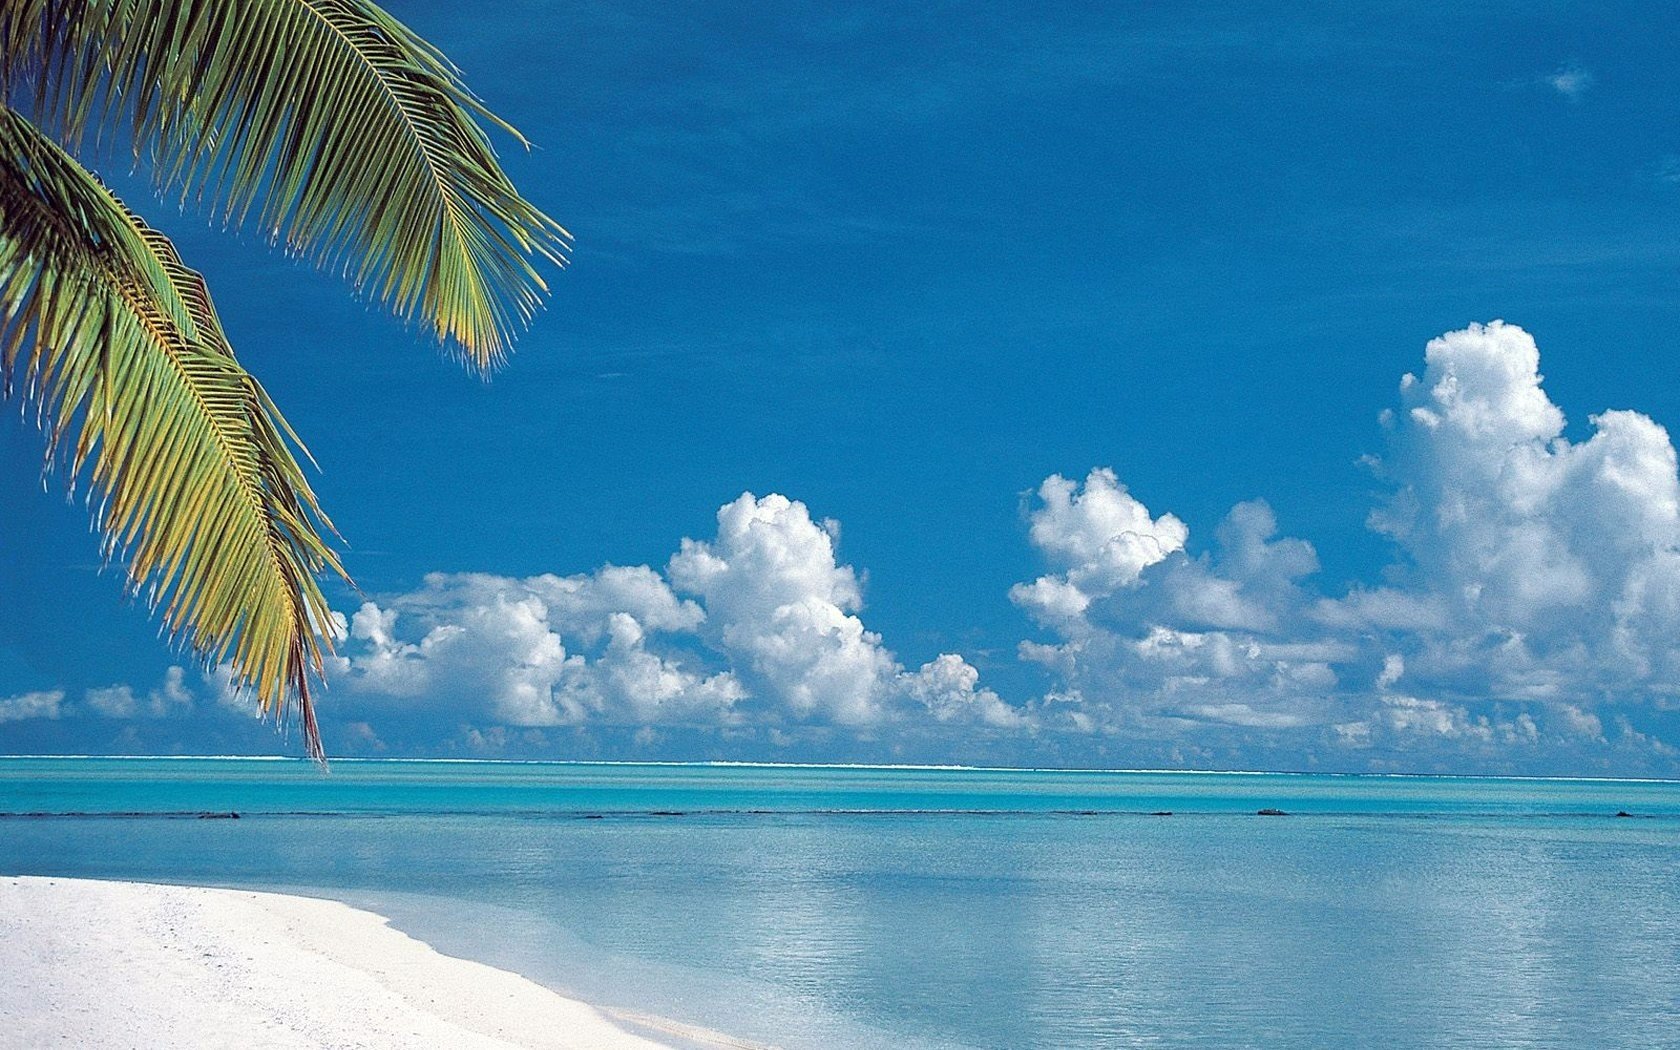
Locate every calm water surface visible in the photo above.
<box><xmin>1</xmin><ymin>759</ymin><xmax>1675</xmax><ymax>1049</ymax></box>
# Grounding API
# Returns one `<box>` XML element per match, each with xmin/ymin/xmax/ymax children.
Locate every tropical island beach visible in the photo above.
<box><xmin>5</xmin><ymin>0</ymin><xmax>1680</xmax><ymax>1047</ymax></box>
<box><xmin>0</xmin><ymin>875</ymin><xmax>737</xmax><ymax>1050</ymax></box>
<box><xmin>3</xmin><ymin>759</ymin><xmax>1679</xmax><ymax>1049</ymax></box>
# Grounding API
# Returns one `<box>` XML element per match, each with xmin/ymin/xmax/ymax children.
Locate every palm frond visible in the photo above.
<box><xmin>4</xmin><ymin>0</ymin><xmax>570</xmax><ymax>371</ymax></box>
<box><xmin>0</xmin><ymin>103</ymin><xmax>345</xmax><ymax>758</ymax></box>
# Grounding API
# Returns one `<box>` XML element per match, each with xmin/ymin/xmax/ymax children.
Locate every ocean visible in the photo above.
<box><xmin>1</xmin><ymin>758</ymin><xmax>1675</xmax><ymax>1049</ymax></box>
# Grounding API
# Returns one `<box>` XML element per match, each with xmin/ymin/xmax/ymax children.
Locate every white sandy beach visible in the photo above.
<box><xmin>0</xmin><ymin>876</ymin><xmax>747</xmax><ymax>1050</ymax></box>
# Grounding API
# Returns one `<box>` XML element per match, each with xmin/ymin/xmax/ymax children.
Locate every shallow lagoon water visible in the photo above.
<box><xmin>1</xmin><ymin>759</ymin><xmax>1675</xmax><ymax>1048</ymax></box>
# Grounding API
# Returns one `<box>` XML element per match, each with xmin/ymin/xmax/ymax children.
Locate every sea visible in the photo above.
<box><xmin>1</xmin><ymin>758</ymin><xmax>1676</xmax><ymax>1049</ymax></box>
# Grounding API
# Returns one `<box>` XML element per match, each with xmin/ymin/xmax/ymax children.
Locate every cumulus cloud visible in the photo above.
<box><xmin>1010</xmin><ymin>469</ymin><xmax>1187</xmax><ymax>624</ymax></box>
<box><xmin>1014</xmin><ymin>322</ymin><xmax>1680</xmax><ymax>766</ymax></box>
<box><xmin>0</xmin><ymin>690</ymin><xmax>65</xmax><ymax>724</ymax></box>
<box><xmin>83</xmin><ymin>685</ymin><xmax>140</xmax><ymax>719</ymax></box>
<box><xmin>335</xmin><ymin>569</ymin><xmax>741</xmax><ymax>727</ymax></box>
<box><xmin>669</xmin><ymin>493</ymin><xmax>894</xmax><ymax>724</ymax></box>
<box><xmin>1369</xmin><ymin>321</ymin><xmax>1680</xmax><ymax>702</ymax></box>
<box><xmin>904</xmin><ymin>653</ymin><xmax>1026</xmax><ymax>729</ymax></box>
<box><xmin>84</xmin><ymin>666</ymin><xmax>194</xmax><ymax>719</ymax></box>
<box><xmin>67</xmin><ymin>320</ymin><xmax>1653</xmax><ymax>769</ymax></box>
<box><xmin>331</xmin><ymin>493</ymin><xmax>1026</xmax><ymax>739</ymax></box>
<box><xmin>0</xmin><ymin>669</ymin><xmax>196</xmax><ymax>727</ymax></box>
<box><xmin>1327</xmin><ymin>654</ymin><xmax>1543</xmax><ymax>753</ymax></box>
<box><xmin>1014</xmin><ymin>482</ymin><xmax>1346</xmax><ymax>737</ymax></box>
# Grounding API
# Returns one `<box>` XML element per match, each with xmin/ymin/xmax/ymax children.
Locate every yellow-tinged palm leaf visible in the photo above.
<box><xmin>0</xmin><ymin>104</ymin><xmax>345</xmax><ymax>759</ymax></box>
<box><xmin>5</xmin><ymin>0</ymin><xmax>570</xmax><ymax>371</ymax></box>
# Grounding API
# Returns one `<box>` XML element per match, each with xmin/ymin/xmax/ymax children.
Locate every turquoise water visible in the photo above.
<box><xmin>2</xmin><ymin>759</ymin><xmax>1676</xmax><ymax>1048</ymax></box>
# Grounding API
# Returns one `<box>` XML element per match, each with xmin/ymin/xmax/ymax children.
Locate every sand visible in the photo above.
<box><xmin>0</xmin><ymin>875</ymin><xmax>727</xmax><ymax>1050</ymax></box>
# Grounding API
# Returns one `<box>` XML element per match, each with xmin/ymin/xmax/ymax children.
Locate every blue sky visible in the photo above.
<box><xmin>5</xmin><ymin>0</ymin><xmax>1680</xmax><ymax>773</ymax></box>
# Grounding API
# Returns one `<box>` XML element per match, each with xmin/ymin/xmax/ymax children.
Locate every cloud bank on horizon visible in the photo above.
<box><xmin>329</xmin><ymin>491</ymin><xmax>1022</xmax><ymax>742</ymax></box>
<box><xmin>8</xmin><ymin>322</ymin><xmax>1680</xmax><ymax>773</ymax></box>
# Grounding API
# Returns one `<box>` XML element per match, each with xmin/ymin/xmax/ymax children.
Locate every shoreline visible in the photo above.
<box><xmin>0</xmin><ymin>875</ymin><xmax>755</xmax><ymax>1050</ymax></box>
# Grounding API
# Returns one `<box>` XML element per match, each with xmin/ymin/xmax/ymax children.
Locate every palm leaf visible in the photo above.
<box><xmin>0</xmin><ymin>103</ymin><xmax>345</xmax><ymax>758</ymax></box>
<box><xmin>4</xmin><ymin>0</ymin><xmax>570</xmax><ymax>371</ymax></box>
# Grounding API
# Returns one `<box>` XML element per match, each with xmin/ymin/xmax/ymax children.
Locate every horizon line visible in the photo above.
<box><xmin>0</xmin><ymin>754</ymin><xmax>1676</xmax><ymax>785</ymax></box>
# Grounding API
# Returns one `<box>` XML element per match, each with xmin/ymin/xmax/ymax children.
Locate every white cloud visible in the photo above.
<box><xmin>1557</xmin><ymin>703</ymin><xmax>1605</xmax><ymax>742</ymax></box>
<box><xmin>1013</xmin><ymin>322</ymin><xmax>1680</xmax><ymax>763</ymax></box>
<box><xmin>1370</xmin><ymin>321</ymin><xmax>1680</xmax><ymax>700</ymax></box>
<box><xmin>152</xmin><ymin>666</ymin><xmax>194</xmax><ymax>715</ymax></box>
<box><xmin>669</xmin><ymin>492</ymin><xmax>894</xmax><ymax>724</ymax></box>
<box><xmin>85</xmin><ymin>667</ymin><xmax>194</xmax><ymax>719</ymax></box>
<box><xmin>335</xmin><ymin>571</ymin><xmax>741</xmax><ymax>728</ymax></box>
<box><xmin>1010</xmin><ymin>468</ymin><xmax>1187</xmax><ymax>624</ymax></box>
<box><xmin>1328</xmin><ymin>652</ymin><xmax>1543</xmax><ymax>750</ymax></box>
<box><xmin>0</xmin><ymin>690</ymin><xmax>64</xmax><ymax>724</ymax></box>
<box><xmin>204</xmin><ymin>665</ymin><xmax>257</xmax><ymax>716</ymax></box>
<box><xmin>84</xmin><ymin>685</ymin><xmax>139</xmax><ymax>719</ymax></box>
<box><xmin>904</xmin><ymin>653</ymin><xmax>1026</xmax><ymax>729</ymax></box>
<box><xmin>125</xmin><ymin>323</ymin><xmax>1668</xmax><ymax>769</ymax></box>
<box><xmin>330</xmin><ymin>492</ymin><xmax>1026</xmax><ymax>736</ymax></box>
<box><xmin>1014</xmin><ymin>488</ymin><xmax>1344</xmax><ymax>737</ymax></box>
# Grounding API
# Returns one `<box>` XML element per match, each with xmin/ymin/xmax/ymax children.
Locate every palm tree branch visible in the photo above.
<box><xmin>4</xmin><ymin>0</ymin><xmax>571</xmax><ymax>370</ymax></box>
<box><xmin>0</xmin><ymin>103</ymin><xmax>345</xmax><ymax>758</ymax></box>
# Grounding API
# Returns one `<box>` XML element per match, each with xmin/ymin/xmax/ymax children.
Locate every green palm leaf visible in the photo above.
<box><xmin>5</xmin><ymin>0</ymin><xmax>570</xmax><ymax>371</ymax></box>
<box><xmin>0</xmin><ymin>103</ymin><xmax>345</xmax><ymax>758</ymax></box>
